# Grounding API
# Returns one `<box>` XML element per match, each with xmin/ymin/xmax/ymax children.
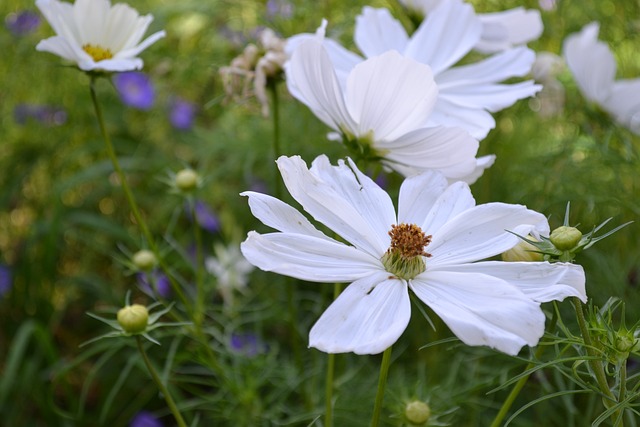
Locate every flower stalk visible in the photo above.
<box><xmin>371</xmin><ymin>345</ymin><xmax>393</xmax><ymax>427</ymax></box>
<box><xmin>135</xmin><ymin>336</ymin><xmax>187</xmax><ymax>427</ymax></box>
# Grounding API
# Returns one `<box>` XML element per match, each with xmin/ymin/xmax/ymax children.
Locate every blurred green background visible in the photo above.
<box><xmin>1</xmin><ymin>0</ymin><xmax>639</xmax><ymax>425</ymax></box>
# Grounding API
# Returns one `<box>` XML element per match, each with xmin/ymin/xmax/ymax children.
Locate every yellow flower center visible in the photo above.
<box><xmin>381</xmin><ymin>223</ymin><xmax>432</xmax><ymax>280</ymax></box>
<box><xmin>83</xmin><ymin>44</ymin><xmax>114</xmax><ymax>62</ymax></box>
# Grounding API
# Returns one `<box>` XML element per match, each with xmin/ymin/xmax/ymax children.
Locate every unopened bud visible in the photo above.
<box><xmin>550</xmin><ymin>226</ymin><xmax>582</xmax><ymax>250</ymax></box>
<box><xmin>175</xmin><ymin>169</ymin><xmax>200</xmax><ymax>192</ymax></box>
<box><xmin>502</xmin><ymin>236</ymin><xmax>544</xmax><ymax>262</ymax></box>
<box><xmin>405</xmin><ymin>400</ymin><xmax>431</xmax><ymax>425</ymax></box>
<box><xmin>615</xmin><ymin>333</ymin><xmax>636</xmax><ymax>354</ymax></box>
<box><xmin>132</xmin><ymin>249</ymin><xmax>157</xmax><ymax>271</ymax></box>
<box><xmin>117</xmin><ymin>304</ymin><xmax>149</xmax><ymax>334</ymax></box>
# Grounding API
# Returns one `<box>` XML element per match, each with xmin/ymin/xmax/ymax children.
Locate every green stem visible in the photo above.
<box><xmin>324</xmin><ymin>283</ymin><xmax>342</xmax><ymax>427</ymax></box>
<box><xmin>269</xmin><ymin>82</ymin><xmax>282</xmax><ymax>199</ymax></box>
<box><xmin>136</xmin><ymin>336</ymin><xmax>187</xmax><ymax>427</ymax></box>
<box><xmin>371</xmin><ymin>346</ymin><xmax>393</xmax><ymax>427</ymax></box>
<box><xmin>572</xmin><ymin>297</ymin><xmax>621</xmax><ymax>424</ymax></box>
<box><xmin>189</xmin><ymin>198</ymin><xmax>205</xmax><ymax>330</ymax></box>
<box><xmin>617</xmin><ymin>360</ymin><xmax>627</xmax><ymax>426</ymax></box>
<box><xmin>490</xmin><ymin>307</ymin><xmax>559</xmax><ymax>427</ymax></box>
<box><xmin>89</xmin><ymin>77</ymin><xmax>190</xmax><ymax>308</ymax></box>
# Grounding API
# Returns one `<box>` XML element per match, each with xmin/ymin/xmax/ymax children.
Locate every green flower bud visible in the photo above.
<box><xmin>117</xmin><ymin>304</ymin><xmax>149</xmax><ymax>334</ymax></box>
<box><xmin>405</xmin><ymin>400</ymin><xmax>431</xmax><ymax>425</ymax></box>
<box><xmin>615</xmin><ymin>333</ymin><xmax>636</xmax><ymax>354</ymax></box>
<box><xmin>550</xmin><ymin>226</ymin><xmax>582</xmax><ymax>250</ymax></box>
<box><xmin>132</xmin><ymin>249</ymin><xmax>157</xmax><ymax>271</ymax></box>
<box><xmin>502</xmin><ymin>236</ymin><xmax>544</xmax><ymax>262</ymax></box>
<box><xmin>175</xmin><ymin>168</ymin><xmax>200</xmax><ymax>192</ymax></box>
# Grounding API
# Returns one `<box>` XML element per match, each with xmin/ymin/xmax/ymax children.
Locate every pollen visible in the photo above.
<box><xmin>381</xmin><ymin>223</ymin><xmax>432</xmax><ymax>281</ymax></box>
<box><xmin>83</xmin><ymin>44</ymin><xmax>114</xmax><ymax>62</ymax></box>
<box><xmin>387</xmin><ymin>223</ymin><xmax>432</xmax><ymax>258</ymax></box>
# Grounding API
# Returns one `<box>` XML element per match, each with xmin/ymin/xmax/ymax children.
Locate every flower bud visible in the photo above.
<box><xmin>175</xmin><ymin>169</ymin><xmax>200</xmax><ymax>192</ymax></box>
<box><xmin>502</xmin><ymin>236</ymin><xmax>543</xmax><ymax>262</ymax></box>
<box><xmin>550</xmin><ymin>226</ymin><xmax>582</xmax><ymax>250</ymax></box>
<box><xmin>132</xmin><ymin>249</ymin><xmax>157</xmax><ymax>271</ymax></box>
<box><xmin>405</xmin><ymin>400</ymin><xmax>431</xmax><ymax>425</ymax></box>
<box><xmin>615</xmin><ymin>332</ymin><xmax>636</xmax><ymax>354</ymax></box>
<box><xmin>117</xmin><ymin>304</ymin><xmax>149</xmax><ymax>334</ymax></box>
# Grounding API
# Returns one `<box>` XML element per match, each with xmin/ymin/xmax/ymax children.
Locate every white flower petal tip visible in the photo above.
<box><xmin>243</xmin><ymin>155</ymin><xmax>567</xmax><ymax>356</ymax></box>
<box><xmin>563</xmin><ymin>22</ymin><xmax>640</xmax><ymax>134</ymax></box>
<box><xmin>476</xmin><ymin>8</ymin><xmax>543</xmax><ymax>53</ymax></box>
<box><xmin>36</xmin><ymin>0</ymin><xmax>164</xmax><ymax>72</ymax></box>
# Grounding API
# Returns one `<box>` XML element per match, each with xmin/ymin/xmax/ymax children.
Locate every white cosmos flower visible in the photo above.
<box><xmin>286</xmin><ymin>35</ymin><xmax>482</xmax><ymax>183</ymax></box>
<box><xmin>287</xmin><ymin>0</ymin><xmax>541</xmax><ymax>140</ymax></box>
<box><xmin>400</xmin><ymin>0</ymin><xmax>543</xmax><ymax>53</ymax></box>
<box><xmin>241</xmin><ymin>155</ymin><xmax>587</xmax><ymax>355</ymax></box>
<box><xmin>36</xmin><ymin>0</ymin><xmax>166</xmax><ymax>72</ymax></box>
<box><xmin>205</xmin><ymin>243</ymin><xmax>255</xmax><ymax>307</ymax></box>
<box><xmin>563</xmin><ymin>23</ymin><xmax>640</xmax><ymax>135</ymax></box>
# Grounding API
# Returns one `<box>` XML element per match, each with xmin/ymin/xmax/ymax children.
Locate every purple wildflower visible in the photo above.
<box><xmin>0</xmin><ymin>265</ymin><xmax>11</xmax><ymax>297</ymax></box>
<box><xmin>186</xmin><ymin>200</ymin><xmax>220</xmax><ymax>233</ymax></box>
<box><xmin>130</xmin><ymin>411</ymin><xmax>163</xmax><ymax>427</ymax></box>
<box><xmin>5</xmin><ymin>11</ymin><xmax>40</xmax><ymax>36</ymax></box>
<box><xmin>137</xmin><ymin>271</ymin><xmax>172</xmax><ymax>299</ymax></box>
<box><xmin>266</xmin><ymin>0</ymin><xmax>293</xmax><ymax>19</ymax></box>
<box><xmin>113</xmin><ymin>72</ymin><xmax>155</xmax><ymax>110</ymax></box>
<box><xmin>230</xmin><ymin>333</ymin><xmax>267</xmax><ymax>357</ymax></box>
<box><xmin>13</xmin><ymin>104</ymin><xmax>67</xmax><ymax>126</ymax></box>
<box><xmin>169</xmin><ymin>98</ymin><xmax>196</xmax><ymax>130</ymax></box>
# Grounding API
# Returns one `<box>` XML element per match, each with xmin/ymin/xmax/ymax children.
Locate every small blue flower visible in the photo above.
<box><xmin>185</xmin><ymin>200</ymin><xmax>220</xmax><ymax>233</ymax></box>
<box><xmin>130</xmin><ymin>411</ymin><xmax>163</xmax><ymax>427</ymax></box>
<box><xmin>0</xmin><ymin>265</ymin><xmax>12</xmax><ymax>297</ymax></box>
<box><xmin>137</xmin><ymin>271</ymin><xmax>172</xmax><ymax>299</ymax></box>
<box><xmin>113</xmin><ymin>72</ymin><xmax>155</xmax><ymax>110</ymax></box>
<box><xmin>169</xmin><ymin>98</ymin><xmax>196</xmax><ymax>130</ymax></box>
<box><xmin>266</xmin><ymin>0</ymin><xmax>293</xmax><ymax>19</ymax></box>
<box><xmin>5</xmin><ymin>11</ymin><xmax>41</xmax><ymax>36</ymax></box>
<box><xmin>14</xmin><ymin>104</ymin><xmax>67</xmax><ymax>126</ymax></box>
<box><xmin>230</xmin><ymin>333</ymin><xmax>267</xmax><ymax>357</ymax></box>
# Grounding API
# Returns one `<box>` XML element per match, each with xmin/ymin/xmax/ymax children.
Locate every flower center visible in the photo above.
<box><xmin>83</xmin><ymin>44</ymin><xmax>113</xmax><ymax>62</ymax></box>
<box><xmin>381</xmin><ymin>223</ymin><xmax>431</xmax><ymax>280</ymax></box>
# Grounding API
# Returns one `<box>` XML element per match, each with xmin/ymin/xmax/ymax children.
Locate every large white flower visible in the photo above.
<box><xmin>563</xmin><ymin>23</ymin><xmax>640</xmax><ymax>135</ymax></box>
<box><xmin>287</xmin><ymin>0</ymin><xmax>541</xmax><ymax>140</ymax></box>
<box><xmin>286</xmin><ymin>35</ymin><xmax>482</xmax><ymax>183</ymax></box>
<box><xmin>241</xmin><ymin>155</ymin><xmax>587</xmax><ymax>355</ymax></box>
<box><xmin>400</xmin><ymin>0</ymin><xmax>543</xmax><ymax>54</ymax></box>
<box><xmin>36</xmin><ymin>0</ymin><xmax>166</xmax><ymax>72</ymax></box>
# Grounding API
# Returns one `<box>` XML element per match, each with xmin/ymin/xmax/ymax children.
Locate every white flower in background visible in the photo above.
<box><xmin>241</xmin><ymin>155</ymin><xmax>587</xmax><ymax>355</ymax></box>
<box><xmin>205</xmin><ymin>243</ymin><xmax>255</xmax><ymax>307</ymax></box>
<box><xmin>564</xmin><ymin>23</ymin><xmax>640</xmax><ymax>134</ymax></box>
<box><xmin>286</xmin><ymin>36</ymin><xmax>483</xmax><ymax>183</ymax></box>
<box><xmin>36</xmin><ymin>0</ymin><xmax>165</xmax><ymax>72</ymax></box>
<box><xmin>400</xmin><ymin>0</ymin><xmax>543</xmax><ymax>53</ymax></box>
<box><xmin>288</xmin><ymin>0</ymin><xmax>541</xmax><ymax>140</ymax></box>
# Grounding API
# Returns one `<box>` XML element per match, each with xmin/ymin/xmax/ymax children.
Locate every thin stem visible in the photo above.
<box><xmin>617</xmin><ymin>361</ymin><xmax>627</xmax><ymax>426</ymax></box>
<box><xmin>89</xmin><ymin>77</ymin><xmax>190</xmax><ymax>308</ymax></box>
<box><xmin>490</xmin><ymin>308</ymin><xmax>559</xmax><ymax>427</ymax></box>
<box><xmin>269</xmin><ymin>81</ymin><xmax>282</xmax><ymax>199</ymax></box>
<box><xmin>371</xmin><ymin>346</ymin><xmax>393</xmax><ymax>427</ymax></box>
<box><xmin>189</xmin><ymin>198</ymin><xmax>205</xmax><ymax>330</ymax></box>
<box><xmin>324</xmin><ymin>283</ymin><xmax>342</xmax><ymax>427</ymax></box>
<box><xmin>572</xmin><ymin>297</ymin><xmax>621</xmax><ymax>424</ymax></box>
<box><xmin>136</xmin><ymin>336</ymin><xmax>187</xmax><ymax>427</ymax></box>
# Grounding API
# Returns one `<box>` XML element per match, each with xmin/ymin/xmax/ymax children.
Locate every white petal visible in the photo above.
<box><xmin>398</xmin><ymin>170</ymin><xmax>449</xmax><ymax>226</ymax></box>
<box><xmin>116</xmin><ymin>30</ymin><xmax>166</xmax><ymax>59</ymax></box>
<box><xmin>277</xmin><ymin>156</ymin><xmax>391</xmax><ymax>257</ymax></box>
<box><xmin>437</xmin><ymin>47</ymin><xmax>537</xmax><ymax>87</ymax></box>
<box><xmin>456</xmin><ymin>154</ymin><xmax>496</xmax><ymax>185</ymax></box>
<box><xmin>441</xmin><ymin>261</ymin><xmax>587</xmax><ymax>303</ymax></box>
<box><xmin>411</xmin><ymin>271</ymin><xmax>545</xmax><ymax>355</ymax></box>
<box><xmin>475</xmin><ymin>8</ymin><xmax>543</xmax><ymax>53</ymax></box>
<box><xmin>420</xmin><ymin>181</ymin><xmax>476</xmax><ymax>236</ymax></box>
<box><xmin>604</xmin><ymin>79</ymin><xmax>640</xmax><ymax>134</ymax></box>
<box><xmin>439</xmin><ymin>81</ymin><xmax>542</xmax><ymax>112</ymax></box>
<box><xmin>381</xmin><ymin>126</ymin><xmax>479</xmax><ymax>180</ymax></box>
<box><xmin>429</xmin><ymin>203</ymin><xmax>548</xmax><ymax>266</ymax></box>
<box><xmin>36</xmin><ymin>36</ymin><xmax>79</xmax><ymax>62</ymax></box>
<box><xmin>241</xmin><ymin>231</ymin><xmax>381</xmax><ymax>283</ymax></box>
<box><xmin>86</xmin><ymin>57</ymin><xmax>143</xmax><ymax>72</ymax></box>
<box><xmin>241</xmin><ymin>191</ymin><xmax>332</xmax><ymax>239</ymax></box>
<box><xmin>346</xmin><ymin>51</ymin><xmax>437</xmax><ymax>141</ymax></box>
<box><xmin>354</xmin><ymin>7</ymin><xmax>409</xmax><ymax>57</ymax></box>
<box><xmin>563</xmin><ymin>22</ymin><xmax>615</xmax><ymax>103</ymax></box>
<box><xmin>428</xmin><ymin>97</ymin><xmax>496</xmax><ymax>140</ymax></box>
<box><xmin>286</xmin><ymin>39</ymin><xmax>357</xmax><ymax>134</ymax></box>
<box><xmin>310</xmin><ymin>273</ymin><xmax>411</xmax><ymax>354</ymax></box>
<box><xmin>404</xmin><ymin>0</ymin><xmax>482</xmax><ymax>75</ymax></box>
<box><xmin>309</xmin><ymin>157</ymin><xmax>397</xmax><ymax>242</ymax></box>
